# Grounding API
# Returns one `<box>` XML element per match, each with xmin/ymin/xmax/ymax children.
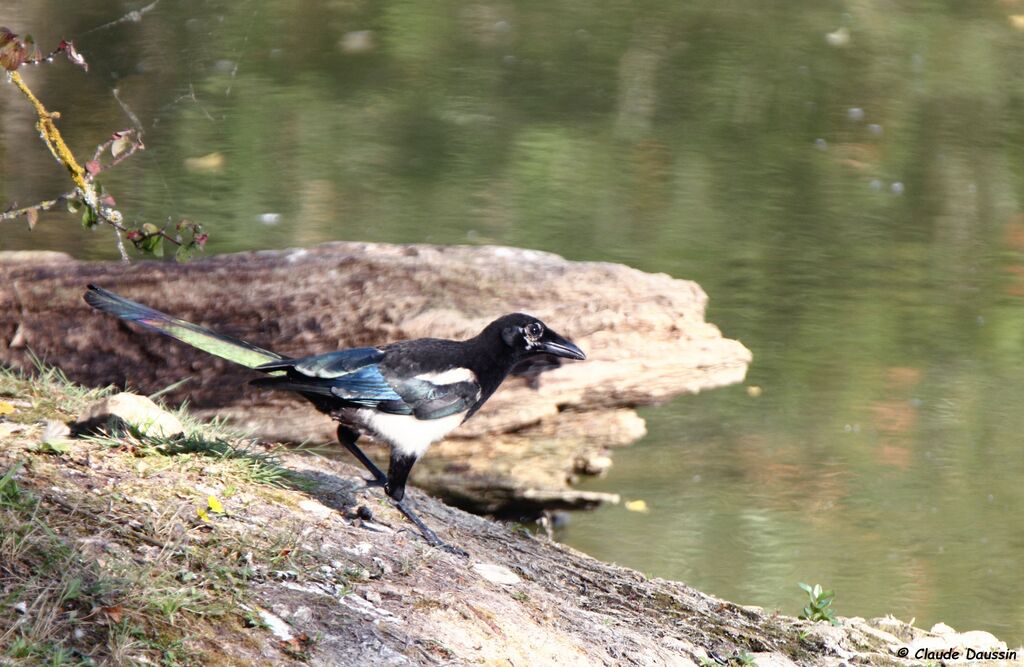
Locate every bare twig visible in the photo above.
<box><xmin>0</xmin><ymin>194</ymin><xmax>70</xmax><ymax>222</ymax></box>
<box><xmin>112</xmin><ymin>226</ymin><xmax>130</xmax><ymax>263</ymax></box>
<box><xmin>111</xmin><ymin>87</ymin><xmax>144</xmax><ymax>134</ymax></box>
<box><xmin>89</xmin><ymin>128</ymin><xmax>146</xmax><ymax>172</ymax></box>
<box><xmin>82</xmin><ymin>0</ymin><xmax>162</xmax><ymax>36</ymax></box>
<box><xmin>23</xmin><ymin>40</ymin><xmax>88</xmax><ymax>71</ymax></box>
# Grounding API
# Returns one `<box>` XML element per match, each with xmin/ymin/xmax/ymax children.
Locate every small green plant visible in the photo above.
<box><xmin>698</xmin><ymin>652</ymin><xmax>757</xmax><ymax>666</ymax></box>
<box><xmin>735</xmin><ymin>652</ymin><xmax>757</xmax><ymax>666</ymax></box>
<box><xmin>0</xmin><ymin>462</ymin><xmax>24</xmax><ymax>507</ymax></box>
<box><xmin>797</xmin><ymin>582</ymin><xmax>838</xmax><ymax>626</ymax></box>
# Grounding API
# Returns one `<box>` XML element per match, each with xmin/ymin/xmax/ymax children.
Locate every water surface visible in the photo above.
<box><xmin>2</xmin><ymin>0</ymin><xmax>1023</xmax><ymax>642</ymax></box>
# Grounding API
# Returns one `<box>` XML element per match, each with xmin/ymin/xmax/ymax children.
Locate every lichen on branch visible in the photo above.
<box><xmin>0</xmin><ymin>26</ymin><xmax>207</xmax><ymax>262</ymax></box>
<box><xmin>8</xmin><ymin>70</ymin><xmax>95</xmax><ymax>209</ymax></box>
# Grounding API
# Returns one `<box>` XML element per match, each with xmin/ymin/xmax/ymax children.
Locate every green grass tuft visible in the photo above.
<box><xmin>80</xmin><ymin>415</ymin><xmax>301</xmax><ymax>489</ymax></box>
<box><xmin>0</xmin><ymin>358</ymin><xmax>112</xmax><ymax>423</ymax></box>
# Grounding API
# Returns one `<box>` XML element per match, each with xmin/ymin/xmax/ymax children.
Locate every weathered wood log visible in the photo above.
<box><xmin>0</xmin><ymin>243</ymin><xmax>751</xmax><ymax>511</ymax></box>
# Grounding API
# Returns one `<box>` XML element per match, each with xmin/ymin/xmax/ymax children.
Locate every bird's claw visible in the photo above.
<box><xmin>437</xmin><ymin>542</ymin><xmax>470</xmax><ymax>558</ymax></box>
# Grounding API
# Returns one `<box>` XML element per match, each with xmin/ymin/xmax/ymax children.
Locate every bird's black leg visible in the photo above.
<box><xmin>391</xmin><ymin>499</ymin><xmax>446</xmax><ymax>545</ymax></box>
<box><xmin>336</xmin><ymin>425</ymin><xmax>387</xmax><ymax>487</ymax></box>
<box><xmin>392</xmin><ymin>498</ymin><xmax>467</xmax><ymax>557</ymax></box>
<box><xmin>386</xmin><ymin>452</ymin><xmax>468</xmax><ymax>557</ymax></box>
<box><xmin>336</xmin><ymin>431</ymin><xmax>466</xmax><ymax>556</ymax></box>
<box><xmin>384</xmin><ymin>451</ymin><xmax>416</xmax><ymax>503</ymax></box>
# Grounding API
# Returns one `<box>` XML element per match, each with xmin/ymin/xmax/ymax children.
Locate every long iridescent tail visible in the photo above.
<box><xmin>84</xmin><ymin>284</ymin><xmax>283</xmax><ymax>369</ymax></box>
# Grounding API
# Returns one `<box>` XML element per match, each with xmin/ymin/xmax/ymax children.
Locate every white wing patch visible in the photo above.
<box><xmin>359</xmin><ymin>409</ymin><xmax>468</xmax><ymax>459</ymax></box>
<box><xmin>414</xmin><ymin>367</ymin><xmax>476</xmax><ymax>385</ymax></box>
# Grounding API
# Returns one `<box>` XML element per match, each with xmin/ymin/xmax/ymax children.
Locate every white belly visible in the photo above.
<box><xmin>414</xmin><ymin>368</ymin><xmax>476</xmax><ymax>384</ymax></box>
<box><xmin>358</xmin><ymin>409</ymin><xmax>467</xmax><ymax>459</ymax></box>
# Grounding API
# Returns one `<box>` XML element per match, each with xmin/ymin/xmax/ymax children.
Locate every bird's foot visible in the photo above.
<box><xmin>392</xmin><ymin>499</ymin><xmax>469</xmax><ymax>557</ymax></box>
<box><xmin>437</xmin><ymin>542</ymin><xmax>470</xmax><ymax>558</ymax></box>
<box><xmin>415</xmin><ymin>528</ymin><xmax>469</xmax><ymax>558</ymax></box>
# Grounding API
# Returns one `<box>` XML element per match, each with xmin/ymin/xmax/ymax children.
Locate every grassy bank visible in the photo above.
<box><xmin>0</xmin><ymin>365</ymin><xmax>324</xmax><ymax>664</ymax></box>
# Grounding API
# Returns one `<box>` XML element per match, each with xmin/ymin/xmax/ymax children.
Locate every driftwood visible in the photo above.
<box><xmin>0</xmin><ymin>243</ymin><xmax>751</xmax><ymax>511</ymax></box>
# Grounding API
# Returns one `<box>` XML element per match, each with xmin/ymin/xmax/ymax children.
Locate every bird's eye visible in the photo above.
<box><xmin>524</xmin><ymin>322</ymin><xmax>544</xmax><ymax>340</ymax></box>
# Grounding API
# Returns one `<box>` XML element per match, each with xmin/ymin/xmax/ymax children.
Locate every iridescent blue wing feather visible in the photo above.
<box><xmin>257</xmin><ymin>348</ymin><xmax>384</xmax><ymax>378</ymax></box>
<box><xmin>254</xmin><ymin>350</ymin><xmax>405</xmax><ymax>407</ymax></box>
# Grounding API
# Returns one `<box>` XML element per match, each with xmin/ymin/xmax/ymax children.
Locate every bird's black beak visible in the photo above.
<box><xmin>538</xmin><ymin>330</ymin><xmax>586</xmax><ymax>361</ymax></box>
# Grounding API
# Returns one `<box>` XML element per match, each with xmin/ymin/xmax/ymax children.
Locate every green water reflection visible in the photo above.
<box><xmin>2</xmin><ymin>0</ymin><xmax>1024</xmax><ymax>643</ymax></box>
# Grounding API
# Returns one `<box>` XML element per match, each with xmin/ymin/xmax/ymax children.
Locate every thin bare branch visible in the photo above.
<box><xmin>82</xmin><ymin>0</ymin><xmax>162</xmax><ymax>36</ymax></box>
<box><xmin>111</xmin><ymin>87</ymin><xmax>144</xmax><ymax>134</ymax></box>
<box><xmin>0</xmin><ymin>194</ymin><xmax>70</xmax><ymax>222</ymax></box>
<box><xmin>23</xmin><ymin>39</ymin><xmax>88</xmax><ymax>71</ymax></box>
<box><xmin>112</xmin><ymin>226</ymin><xmax>130</xmax><ymax>263</ymax></box>
<box><xmin>89</xmin><ymin>128</ymin><xmax>146</xmax><ymax>173</ymax></box>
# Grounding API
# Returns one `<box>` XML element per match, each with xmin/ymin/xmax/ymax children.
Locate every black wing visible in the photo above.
<box><xmin>257</xmin><ymin>347</ymin><xmax>383</xmax><ymax>378</ymax></box>
<box><xmin>253</xmin><ymin>348</ymin><xmax>406</xmax><ymax>409</ymax></box>
<box><xmin>387</xmin><ymin>377</ymin><xmax>480</xmax><ymax>420</ymax></box>
<box><xmin>255</xmin><ymin>348</ymin><xmax>481</xmax><ymax>420</ymax></box>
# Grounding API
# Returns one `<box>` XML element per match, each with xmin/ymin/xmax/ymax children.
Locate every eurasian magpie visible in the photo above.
<box><xmin>83</xmin><ymin>285</ymin><xmax>586</xmax><ymax>552</ymax></box>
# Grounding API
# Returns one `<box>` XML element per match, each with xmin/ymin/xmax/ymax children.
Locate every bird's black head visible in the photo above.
<box><xmin>485</xmin><ymin>313</ymin><xmax>586</xmax><ymax>361</ymax></box>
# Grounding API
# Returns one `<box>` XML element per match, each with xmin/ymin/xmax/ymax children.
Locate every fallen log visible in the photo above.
<box><xmin>0</xmin><ymin>243</ymin><xmax>751</xmax><ymax>511</ymax></box>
